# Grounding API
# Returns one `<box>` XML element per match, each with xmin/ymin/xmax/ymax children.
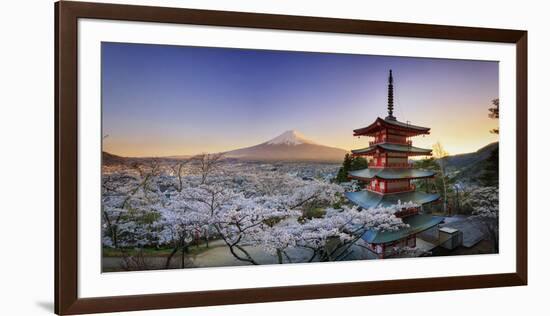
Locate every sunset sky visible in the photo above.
<box><xmin>102</xmin><ymin>42</ymin><xmax>499</xmax><ymax>157</ymax></box>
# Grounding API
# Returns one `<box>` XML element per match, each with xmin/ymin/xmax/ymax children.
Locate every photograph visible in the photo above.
<box><xmin>100</xmin><ymin>42</ymin><xmax>499</xmax><ymax>272</ymax></box>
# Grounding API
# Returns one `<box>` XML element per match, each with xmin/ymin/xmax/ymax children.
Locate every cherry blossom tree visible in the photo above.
<box><xmin>156</xmin><ymin>192</ymin><xmax>210</xmax><ymax>268</ymax></box>
<box><xmin>433</xmin><ymin>142</ymin><xmax>449</xmax><ymax>213</ymax></box>
<box><xmin>464</xmin><ymin>186</ymin><xmax>499</xmax><ymax>251</ymax></box>
<box><xmin>102</xmin><ymin>161</ymin><xmax>163</xmax><ymax>249</ymax></box>
<box><xmin>168</xmin><ymin>159</ymin><xmax>192</xmax><ymax>192</ymax></box>
<box><xmin>191</xmin><ymin>153</ymin><xmax>224</xmax><ymax>184</ymax></box>
<box><xmin>239</xmin><ymin>203</ymin><xmax>410</xmax><ymax>263</ymax></box>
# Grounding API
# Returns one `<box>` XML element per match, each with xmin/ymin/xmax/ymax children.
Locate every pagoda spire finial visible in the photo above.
<box><xmin>386</xmin><ymin>69</ymin><xmax>396</xmax><ymax>121</ymax></box>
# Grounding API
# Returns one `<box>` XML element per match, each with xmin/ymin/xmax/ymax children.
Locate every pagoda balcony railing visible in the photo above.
<box><xmin>369</xmin><ymin>139</ymin><xmax>413</xmax><ymax>146</ymax></box>
<box><xmin>394</xmin><ymin>207</ymin><xmax>420</xmax><ymax>218</ymax></box>
<box><xmin>368</xmin><ymin>162</ymin><xmax>414</xmax><ymax>168</ymax></box>
<box><xmin>367</xmin><ymin>183</ymin><xmax>416</xmax><ymax>194</ymax></box>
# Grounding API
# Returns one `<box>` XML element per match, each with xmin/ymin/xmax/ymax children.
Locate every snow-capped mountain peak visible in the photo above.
<box><xmin>224</xmin><ymin>129</ymin><xmax>347</xmax><ymax>162</ymax></box>
<box><xmin>266</xmin><ymin>130</ymin><xmax>317</xmax><ymax>145</ymax></box>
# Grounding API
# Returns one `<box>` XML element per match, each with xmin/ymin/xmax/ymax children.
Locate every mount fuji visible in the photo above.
<box><xmin>224</xmin><ymin>130</ymin><xmax>347</xmax><ymax>162</ymax></box>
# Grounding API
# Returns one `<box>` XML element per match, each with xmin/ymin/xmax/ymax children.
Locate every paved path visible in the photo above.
<box><xmin>103</xmin><ymin>239</ymin><xmax>381</xmax><ymax>271</ymax></box>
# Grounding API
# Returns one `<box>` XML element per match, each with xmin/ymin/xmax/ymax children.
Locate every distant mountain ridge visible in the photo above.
<box><xmin>444</xmin><ymin>142</ymin><xmax>498</xmax><ymax>182</ymax></box>
<box><xmin>102</xmin><ymin>151</ymin><xmax>128</xmax><ymax>165</ymax></box>
<box><xmin>444</xmin><ymin>142</ymin><xmax>498</xmax><ymax>169</ymax></box>
<box><xmin>103</xmin><ymin>130</ymin><xmax>348</xmax><ymax>164</ymax></box>
<box><xmin>224</xmin><ymin>130</ymin><xmax>347</xmax><ymax>162</ymax></box>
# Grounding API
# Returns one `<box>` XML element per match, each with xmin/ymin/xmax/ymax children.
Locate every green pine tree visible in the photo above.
<box><xmin>479</xmin><ymin>148</ymin><xmax>498</xmax><ymax>186</ymax></box>
<box><xmin>350</xmin><ymin>155</ymin><xmax>369</xmax><ymax>171</ymax></box>
<box><xmin>335</xmin><ymin>154</ymin><xmax>368</xmax><ymax>183</ymax></box>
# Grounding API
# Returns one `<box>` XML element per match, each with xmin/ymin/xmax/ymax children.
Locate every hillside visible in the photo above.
<box><xmin>444</xmin><ymin>142</ymin><xmax>498</xmax><ymax>183</ymax></box>
<box><xmin>102</xmin><ymin>151</ymin><xmax>128</xmax><ymax>166</ymax></box>
<box><xmin>444</xmin><ymin>142</ymin><xmax>498</xmax><ymax>170</ymax></box>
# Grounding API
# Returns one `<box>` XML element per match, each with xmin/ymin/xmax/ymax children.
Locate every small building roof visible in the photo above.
<box><xmin>351</xmin><ymin>142</ymin><xmax>432</xmax><ymax>156</ymax></box>
<box><xmin>345</xmin><ymin>190</ymin><xmax>440</xmax><ymax>210</ymax></box>
<box><xmin>441</xmin><ymin>218</ymin><xmax>485</xmax><ymax>248</ymax></box>
<box><xmin>353</xmin><ymin>117</ymin><xmax>430</xmax><ymax>137</ymax></box>
<box><xmin>439</xmin><ymin>227</ymin><xmax>459</xmax><ymax>234</ymax></box>
<box><xmin>362</xmin><ymin>214</ymin><xmax>444</xmax><ymax>244</ymax></box>
<box><xmin>348</xmin><ymin>168</ymin><xmax>436</xmax><ymax>180</ymax></box>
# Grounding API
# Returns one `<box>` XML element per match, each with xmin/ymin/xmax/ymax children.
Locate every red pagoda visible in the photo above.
<box><xmin>345</xmin><ymin>70</ymin><xmax>442</xmax><ymax>258</ymax></box>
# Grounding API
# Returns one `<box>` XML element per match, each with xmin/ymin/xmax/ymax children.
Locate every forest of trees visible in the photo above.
<box><xmin>102</xmin><ymin>155</ymin><xmax>412</xmax><ymax>270</ymax></box>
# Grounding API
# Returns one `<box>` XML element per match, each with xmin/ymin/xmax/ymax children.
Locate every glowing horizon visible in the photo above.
<box><xmin>102</xmin><ymin>42</ymin><xmax>498</xmax><ymax>158</ymax></box>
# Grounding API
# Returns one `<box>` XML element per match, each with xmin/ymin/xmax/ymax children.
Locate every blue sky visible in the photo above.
<box><xmin>102</xmin><ymin>42</ymin><xmax>499</xmax><ymax>157</ymax></box>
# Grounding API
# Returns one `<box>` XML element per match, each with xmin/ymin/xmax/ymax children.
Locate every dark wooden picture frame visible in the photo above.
<box><xmin>55</xmin><ymin>1</ymin><xmax>527</xmax><ymax>314</ymax></box>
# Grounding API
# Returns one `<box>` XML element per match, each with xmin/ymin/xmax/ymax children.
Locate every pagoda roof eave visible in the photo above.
<box><xmin>348</xmin><ymin>168</ymin><xmax>436</xmax><ymax>180</ymax></box>
<box><xmin>345</xmin><ymin>190</ymin><xmax>440</xmax><ymax>210</ymax></box>
<box><xmin>362</xmin><ymin>214</ymin><xmax>444</xmax><ymax>244</ymax></box>
<box><xmin>351</xmin><ymin>142</ymin><xmax>432</xmax><ymax>155</ymax></box>
<box><xmin>353</xmin><ymin>117</ymin><xmax>431</xmax><ymax>136</ymax></box>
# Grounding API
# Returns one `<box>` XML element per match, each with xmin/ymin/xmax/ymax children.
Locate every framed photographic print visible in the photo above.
<box><xmin>55</xmin><ymin>1</ymin><xmax>527</xmax><ymax>315</ymax></box>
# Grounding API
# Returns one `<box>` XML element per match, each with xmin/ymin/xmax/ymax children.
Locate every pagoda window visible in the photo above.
<box><xmin>370</xmin><ymin>179</ymin><xmax>377</xmax><ymax>189</ymax></box>
<box><xmin>387</xmin><ymin>133</ymin><xmax>406</xmax><ymax>144</ymax></box>
<box><xmin>388</xmin><ymin>157</ymin><xmax>408</xmax><ymax>167</ymax></box>
<box><xmin>376</xmin><ymin>131</ymin><xmax>384</xmax><ymax>143</ymax></box>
